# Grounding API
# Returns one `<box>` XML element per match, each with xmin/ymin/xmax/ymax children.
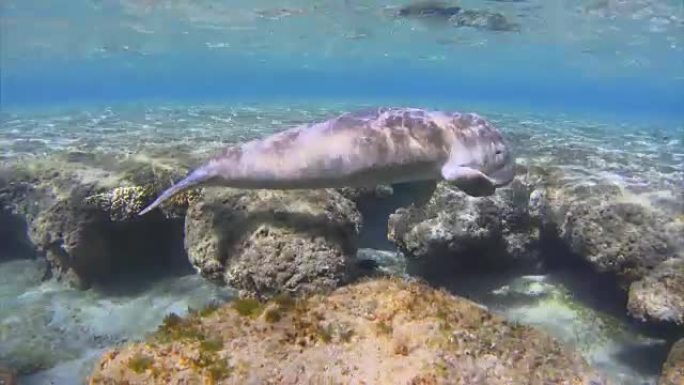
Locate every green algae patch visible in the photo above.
<box><xmin>146</xmin><ymin>311</ymin><xmax>232</xmax><ymax>382</ymax></box>
<box><xmin>189</xmin><ymin>301</ymin><xmax>221</xmax><ymax>318</ymax></box>
<box><xmin>198</xmin><ymin>302</ymin><xmax>220</xmax><ymax>317</ymax></box>
<box><xmin>154</xmin><ymin>312</ymin><xmax>205</xmax><ymax>343</ymax></box>
<box><xmin>127</xmin><ymin>353</ymin><xmax>153</xmax><ymax>374</ymax></box>
<box><xmin>207</xmin><ymin>360</ymin><xmax>232</xmax><ymax>382</ymax></box>
<box><xmin>264</xmin><ymin>307</ymin><xmax>282</xmax><ymax>323</ymax></box>
<box><xmin>339</xmin><ymin>326</ymin><xmax>354</xmax><ymax>343</ymax></box>
<box><xmin>200</xmin><ymin>337</ymin><xmax>224</xmax><ymax>352</ymax></box>
<box><xmin>194</xmin><ymin>341</ymin><xmax>232</xmax><ymax>382</ymax></box>
<box><xmin>261</xmin><ymin>295</ymin><xmax>299</xmax><ymax>324</ymax></box>
<box><xmin>375</xmin><ymin>320</ymin><xmax>393</xmax><ymax>335</ymax></box>
<box><xmin>273</xmin><ymin>293</ymin><xmax>296</xmax><ymax>310</ymax></box>
<box><xmin>316</xmin><ymin>324</ymin><xmax>333</xmax><ymax>343</ymax></box>
<box><xmin>232</xmin><ymin>298</ymin><xmax>263</xmax><ymax>317</ymax></box>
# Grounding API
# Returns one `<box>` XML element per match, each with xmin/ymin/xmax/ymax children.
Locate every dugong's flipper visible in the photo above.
<box><xmin>138</xmin><ymin>168</ymin><xmax>212</xmax><ymax>216</ymax></box>
<box><xmin>441</xmin><ymin>163</ymin><xmax>496</xmax><ymax>197</ymax></box>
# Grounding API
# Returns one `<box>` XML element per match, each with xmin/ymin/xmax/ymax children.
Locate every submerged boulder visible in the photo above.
<box><xmin>387</xmin><ymin>177</ymin><xmax>540</xmax><ymax>272</ymax></box>
<box><xmin>627</xmin><ymin>258</ymin><xmax>684</xmax><ymax>326</ymax></box>
<box><xmin>531</xmin><ymin>166</ymin><xmax>683</xmax><ymax>323</ymax></box>
<box><xmin>184</xmin><ymin>187</ymin><xmax>362</xmax><ymax>299</ymax></box>
<box><xmin>559</xmin><ymin>200</ymin><xmax>675</xmax><ymax>282</ymax></box>
<box><xmin>386</xmin><ymin>162</ymin><xmax>682</xmax><ymax>326</ymax></box>
<box><xmin>28</xmin><ymin>197</ymin><xmax>116</xmax><ymax>288</ymax></box>
<box><xmin>0</xmin><ymin>153</ymin><xmax>196</xmax><ymax>289</ymax></box>
<box><xmin>659</xmin><ymin>338</ymin><xmax>684</xmax><ymax>385</ymax></box>
<box><xmin>87</xmin><ymin>277</ymin><xmax>610</xmax><ymax>385</ymax></box>
<box><xmin>534</xmin><ymin>166</ymin><xmax>682</xmax><ymax>280</ymax></box>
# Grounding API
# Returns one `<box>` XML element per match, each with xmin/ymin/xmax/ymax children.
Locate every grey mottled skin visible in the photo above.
<box><xmin>139</xmin><ymin>107</ymin><xmax>515</xmax><ymax>215</ymax></box>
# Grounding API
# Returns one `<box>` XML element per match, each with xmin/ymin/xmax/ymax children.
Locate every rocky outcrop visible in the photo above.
<box><xmin>532</xmin><ymin>167</ymin><xmax>682</xmax><ymax>274</ymax></box>
<box><xmin>449</xmin><ymin>9</ymin><xmax>519</xmax><ymax>31</ymax></box>
<box><xmin>387</xmin><ymin>178</ymin><xmax>540</xmax><ymax>271</ymax></box>
<box><xmin>659</xmin><ymin>338</ymin><xmax>684</xmax><ymax>385</ymax></box>
<box><xmin>558</xmin><ymin>200</ymin><xmax>676</xmax><ymax>283</ymax></box>
<box><xmin>184</xmin><ymin>187</ymin><xmax>362</xmax><ymax>299</ymax></box>
<box><xmin>395</xmin><ymin>1</ymin><xmax>519</xmax><ymax>31</ymax></box>
<box><xmin>627</xmin><ymin>258</ymin><xmax>684</xmax><ymax>325</ymax></box>
<box><xmin>87</xmin><ymin>277</ymin><xmax>610</xmax><ymax>385</ymax></box>
<box><xmin>0</xmin><ymin>154</ymin><xmax>196</xmax><ymax>288</ymax></box>
<box><xmin>2</xmin><ymin>146</ymin><xmax>681</xmax><ymax>335</ymax></box>
<box><xmin>397</xmin><ymin>1</ymin><xmax>463</xmax><ymax>19</ymax></box>
<box><xmin>529</xmin><ymin>165</ymin><xmax>681</xmax><ymax>274</ymax></box>
<box><xmin>530</xmin><ymin>166</ymin><xmax>684</xmax><ymax>324</ymax></box>
<box><xmin>28</xmin><ymin>197</ymin><xmax>117</xmax><ymax>288</ymax></box>
<box><xmin>386</xmin><ymin>163</ymin><xmax>682</xmax><ymax>327</ymax></box>
<box><xmin>1</xmin><ymin>152</ymin><xmax>366</xmax><ymax>294</ymax></box>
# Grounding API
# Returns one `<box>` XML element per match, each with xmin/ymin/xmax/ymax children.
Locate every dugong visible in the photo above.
<box><xmin>139</xmin><ymin>107</ymin><xmax>515</xmax><ymax>216</ymax></box>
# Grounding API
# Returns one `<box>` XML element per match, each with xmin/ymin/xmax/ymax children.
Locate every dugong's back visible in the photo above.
<box><xmin>236</xmin><ymin>107</ymin><xmax>459</xmax><ymax>187</ymax></box>
<box><xmin>138</xmin><ymin>107</ymin><xmax>512</xmax><ymax>216</ymax></box>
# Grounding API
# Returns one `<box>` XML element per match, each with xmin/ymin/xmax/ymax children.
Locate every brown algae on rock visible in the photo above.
<box><xmin>188</xmin><ymin>301</ymin><xmax>221</xmax><ymax>318</ymax></box>
<box><xmin>88</xmin><ymin>277</ymin><xmax>610</xmax><ymax>385</ymax></box>
<box><xmin>154</xmin><ymin>313</ymin><xmax>206</xmax><ymax>343</ymax></box>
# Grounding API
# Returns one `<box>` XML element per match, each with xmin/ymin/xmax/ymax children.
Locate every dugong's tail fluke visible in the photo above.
<box><xmin>138</xmin><ymin>168</ymin><xmax>212</xmax><ymax>216</ymax></box>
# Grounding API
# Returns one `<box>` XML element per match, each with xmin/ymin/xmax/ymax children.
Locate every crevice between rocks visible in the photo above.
<box><xmin>3</xmin><ymin>205</ymin><xmax>193</xmax><ymax>294</ymax></box>
<box><xmin>351</xmin><ymin>181</ymin><xmax>684</xmax><ymax>359</ymax></box>
<box><xmin>540</xmin><ymin>229</ymin><xmax>684</xmax><ymax>350</ymax></box>
<box><xmin>0</xmin><ymin>209</ymin><xmax>36</xmax><ymax>261</ymax></box>
<box><xmin>85</xmin><ymin>213</ymin><xmax>193</xmax><ymax>295</ymax></box>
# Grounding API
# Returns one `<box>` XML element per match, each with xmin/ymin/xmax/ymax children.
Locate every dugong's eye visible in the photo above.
<box><xmin>495</xmin><ymin>150</ymin><xmax>502</xmax><ymax>155</ymax></box>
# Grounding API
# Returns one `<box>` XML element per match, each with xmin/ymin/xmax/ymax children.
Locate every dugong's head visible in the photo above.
<box><xmin>450</xmin><ymin>114</ymin><xmax>515</xmax><ymax>190</ymax></box>
<box><xmin>478</xmin><ymin>128</ymin><xmax>515</xmax><ymax>187</ymax></box>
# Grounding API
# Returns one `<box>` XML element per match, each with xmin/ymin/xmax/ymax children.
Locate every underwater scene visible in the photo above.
<box><xmin>1</xmin><ymin>1</ymin><xmax>683</xmax><ymax>385</ymax></box>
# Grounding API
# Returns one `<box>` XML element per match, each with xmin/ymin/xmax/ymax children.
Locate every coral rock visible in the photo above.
<box><xmin>184</xmin><ymin>187</ymin><xmax>362</xmax><ymax>299</ymax></box>
<box><xmin>560</xmin><ymin>200</ymin><xmax>675</xmax><ymax>283</ymax></box>
<box><xmin>0</xmin><ymin>155</ymin><xmax>193</xmax><ymax>288</ymax></box>
<box><xmin>659</xmin><ymin>338</ymin><xmax>684</xmax><ymax>385</ymax></box>
<box><xmin>387</xmin><ymin>178</ymin><xmax>540</xmax><ymax>270</ymax></box>
<box><xmin>627</xmin><ymin>258</ymin><xmax>684</xmax><ymax>325</ymax></box>
<box><xmin>88</xmin><ymin>277</ymin><xmax>610</xmax><ymax>385</ymax></box>
<box><xmin>529</xmin><ymin>166</ymin><xmax>683</xmax><ymax>324</ymax></box>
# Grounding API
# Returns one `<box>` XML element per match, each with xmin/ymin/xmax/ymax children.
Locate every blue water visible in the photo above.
<box><xmin>2</xmin><ymin>0</ymin><xmax>683</xmax><ymax>121</ymax></box>
<box><xmin>1</xmin><ymin>1</ymin><xmax>683</xmax><ymax>384</ymax></box>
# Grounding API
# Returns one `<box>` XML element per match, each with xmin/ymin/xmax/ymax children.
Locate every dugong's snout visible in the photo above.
<box><xmin>484</xmin><ymin>138</ymin><xmax>515</xmax><ymax>188</ymax></box>
<box><xmin>489</xmin><ymin>161</ymin><xmax>515</xmax><ymax>187</ymax></box>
